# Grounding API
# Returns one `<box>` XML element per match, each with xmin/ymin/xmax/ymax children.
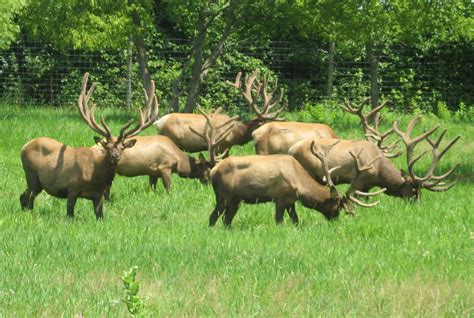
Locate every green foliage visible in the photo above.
<box><xmin>0</xmin><ymin>0</ymin><xmax>25</xmax><ymax>49</ymax></box>
<box><xmin>121</xmin><ymin>266</ymin><xmax>146</xmax><ymax>316</ymax></box>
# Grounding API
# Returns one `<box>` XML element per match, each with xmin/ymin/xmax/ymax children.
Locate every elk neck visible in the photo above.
<box><xmin>377</xmin><ymin>161</ymin><xmax>407</xmax><ymax>197</ymax></box>
<box><xmin>177</xmin><ymin>154</ymin><xmax>200</xmax><ymax>178</ymax></box>
<box><xmin>294</xmin><ymin>165</ymin><xmax>341</xmax><ymax>219</ymax></box>
<box><xmin>232</xmin><ymin>120</ymin><xmax>263</xmax><ymax>145</ymax></box>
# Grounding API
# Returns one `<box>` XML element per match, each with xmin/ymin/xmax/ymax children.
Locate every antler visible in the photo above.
<box><xmin>310</xmin><ymin>140</ymin><xmax>386</xmax><ymax>214</ymax></box>
<box><xmin>228</xmin><ymin>69</ymin><xmax>286</xmax><ymax>121</ymax></box>
<box><xmin>118</xmin><ymin>80</ymin><xmax>160</xmax><ymax>141</ymax></box>
<box><xmin>190</xmin><ymin>106</ymin><xmax>238</xmax><ymax>165</ymax></box>
<box><xmin>77</xmin><ymin>73</ymin><xmax>112</xmax><ymax>138</ymax></box>
<box><xmin>341</xmin><ymin>98</ymin><xmax>401</xmax><ymax>158</ymax></box>
<box><xmin>346</xmin><ymin>150</ymin><xmax>386</xmax><ymax>208</ymax></box>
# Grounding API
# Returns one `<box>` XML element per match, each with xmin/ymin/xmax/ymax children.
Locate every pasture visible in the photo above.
<box><xmin>0</xmin><ymin>104</ymin><xmax>473</xmax><ymax>316</ymax></box>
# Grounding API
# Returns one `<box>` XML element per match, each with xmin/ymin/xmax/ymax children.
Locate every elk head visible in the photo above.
<box><xmin>189</xmin><ymin>106</ymin><xmax>237</xmax><ymax>183</ymax></box>
<box><xmin>79</xmin><ymin>73</ymin><xmax>159</xmax><ymax>164</ymax></box>
<box><xmin>228</xmin><ymin>69</ymin><xmax>286</xmax><ymax>129</ymax></box>
<box><xmin>311</xmin><ymin>140</ymin><xmax>386</xmax><ymax>217</ymax></box>
<box><xmin>392</xmin><ymin>116</ymin><xmax>460</xmax><ymax>201</ymax></box>
<box><xmin>341</xmin><ymin>98</ymin><xmax>401</xmax><ymax>158</ymax></box>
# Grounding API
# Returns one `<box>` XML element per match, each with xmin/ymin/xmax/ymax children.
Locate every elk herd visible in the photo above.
<box><xmin>20</xmin><ymin>71</ymin><xmax>460</xmax><ymax>226</ymax></box>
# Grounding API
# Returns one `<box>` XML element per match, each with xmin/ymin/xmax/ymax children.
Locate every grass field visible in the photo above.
<box><xmin>0</xmin><ymin>104</ymin><xmax>473</xmax><ymax>316</ymax></box>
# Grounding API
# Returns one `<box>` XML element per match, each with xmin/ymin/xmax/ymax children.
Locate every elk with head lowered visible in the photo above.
<box><xmin>289</xmin><ymin>116</ymin><xmax>459</xmax><ymax>200</ymax></box>
<box><xmin>20</xmin><ymin>73</ymin><xmax>159</xmax><ymax>219</ymax></box>
<box><xmin>103</xmin><ymin>106</ymin><xmax>236</xmax><ymax>198</ymax></box>
<box><xmin>155</xmin><ymin>70</ymin><xmax>286</xmax><ymax>154</ymax></box>
<box><xmin>208</xmin><ymin>140</ymin><xmax>385</xmax><ymax>227</ymax></box>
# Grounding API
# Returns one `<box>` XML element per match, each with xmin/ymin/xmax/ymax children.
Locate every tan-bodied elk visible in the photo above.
<box><xmin>20</xmin><ymin>73</ymin><xmax>159</xmax><ymax>219</ymax></box>
<box><xmin>209</xmin><ymin>140</ymin><xmax>385</xmax><ymax>227</ymax></box>
<box><xmin>289</xmin><ymin>116</ymin><xmax>460</xmax><ymax>200</ymax></box>
<box><xmin>155</xmin><ymin>70</ymin><xmax>286</xmax><ymax>154</ymax></box>
<box><xmin>103</xmin><ymin>106</ymin><xmax>236</xmax><ymax>199</ymax></box>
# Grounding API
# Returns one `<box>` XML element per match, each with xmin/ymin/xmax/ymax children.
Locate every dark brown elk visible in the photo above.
<box><xmin>289</xmin><ymin>116</ymin><xmax>459</xmax><ymax>200</ymax></box>
<box><xmin>252</xmin><ymin>121</ymin><xmax>338</xmax><ymax>155</ymax></box>
<box><xmin>155</xmin><ymin>70</ymin><xmax>285</xmax><ymax>153</ymax></box>
<box><xmin>341</xmin><ymin>98</ymin><xmax>401</xmax><ymax>157</ymax></box>
<box><xmin>208</xmin><ymin>140</ymin><xmax>385</xmax><ymax>227</ymax></box>
<box><xmin>20</xmin><ymin>73</ymin><xmax>159</xmax><ymax>219</ymax></box>
<box><xmin>103</xmin><ymin>106</ymin><xmax>235</xmax><ymax>198</ymax></box>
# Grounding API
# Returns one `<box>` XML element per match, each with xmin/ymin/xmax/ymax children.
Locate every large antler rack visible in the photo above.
<box><xmin>228</xmin><ymin>69</ymin><xmax>286</xmax><ymax>121</ymax></box>
<box><xmin>118</xmin><ymin>81</ymin><xmax>160</xmax><ymax>141</ymax></box>
<box><xmin>393</xmin><ymin>116</ymin><xmax>460</xmax><ymax>192</ymax></box>
<box><xmin>77</xmin><ymin>73</ymin><xmax>159</xmax><ymax>141</ymax></box>
<box><xmin>190</xmin><ymin>106</ymin><xmax>238</xmax><ymax>165</ymax></box>
<box><xmin>310</xmin><ymin>140</ymin><xmax>386</xmax><ymax>214</ymax></box>
<box><xmin>77</xmin><ymin>73</ymin><xmax>113</xmax><ymax>138</ymax></box>
<box><xmin>341</xmin><ymin>98</ymin><xmax>401</xmax><ymax>158</ymax></box>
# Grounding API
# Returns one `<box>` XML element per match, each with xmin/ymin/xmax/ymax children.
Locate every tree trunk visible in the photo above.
<box><xmin>126</xmin><ymin>36</ymin><xmax>133</xmax><ymax>109</ymax></box>
<box><xmin>130</xmin><ymin>9</ymin><xmax>152</xmax><ymax>94</ymax></box>
<box><xmin>366</xmin><ymin>40</ymin><xmax>379</xmax><ymax>110</ymax></box>
<box><xmin>183</xmin><ymin>20</ymin><xmax>206</xmax><ymax>113</ymax></box>
<box><xmin>326</xmin><ymin>40</ymin><xmax>335</xmax><ymax>101</ymax></box>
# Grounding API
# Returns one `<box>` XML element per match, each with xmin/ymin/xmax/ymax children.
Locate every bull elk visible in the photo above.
<box><xmin>209</xmin><ymin>140</ymin><xmax>385</xmax><ymax>227</ymax></box>
<box><xmin>341</xmin><ymin>98</ymin><xmax>401</xmax><ymax>157</ymax></box>
<box><xmin>155</xmin><ymin>69</ymin><xmax>286</xmax><ymax>154</ymax></box>
<box><xmin>252</xmin><ymin>121</ymin><xmax>338</xmax><ymax>155</ymax></box>
<box><xmin>103</xmin><ymin>106</ymin><xmax>235</xmax><ymax>198</ymax></box>
<box><xmin>289</xmin><ymin>116</ymin><xmax>459</xmax><ymax>200</ymax></box>
<box><xmin>20</xmin><ymin>73</ymin><xmax>159</xmax><ymax>219</ymax></box>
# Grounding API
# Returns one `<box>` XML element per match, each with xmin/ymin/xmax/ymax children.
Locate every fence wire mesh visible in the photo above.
<box><xmin>0</xmin><ymin>39</ymin><xmax>472</xmax><ymax>111</ymax></box>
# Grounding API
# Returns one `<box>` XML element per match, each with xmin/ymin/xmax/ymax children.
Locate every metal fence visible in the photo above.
<box><xmin>1</xmin><ymin>39</ymin><xmax>471</xmax><ymax>110</ymax></box>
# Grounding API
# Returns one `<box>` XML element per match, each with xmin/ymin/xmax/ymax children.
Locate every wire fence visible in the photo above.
<box><xmin>0</xmin><ymin>39</ymin><xmax>472</xmax><ymax>111</ymax></box>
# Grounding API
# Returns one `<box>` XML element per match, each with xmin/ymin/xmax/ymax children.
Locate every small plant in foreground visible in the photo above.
<box><xmin>121</xmin><ymin>266</ymin><xmax>145</xmax><ymax>316</ymax></box>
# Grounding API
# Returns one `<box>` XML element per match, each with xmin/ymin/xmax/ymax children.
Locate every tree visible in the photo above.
<box><xmin>0</xmin><ymin>0</ymin><xmax>25</xmax><ymax>49</ymax></box>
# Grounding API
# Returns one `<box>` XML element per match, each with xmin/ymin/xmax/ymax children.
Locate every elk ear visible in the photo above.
<box><xmin>123</xmin><ymin>139</ymin><xmax>137</xmax><ymax>148</ymax></box>
<box><xmin>94</xmin><ymin>136</ymin><xmax>107</xmax><ymax>148</ymax></box>
<box><xmin>198</xmin><ymin>153</ymin><xmax>206</xmax><ymax>162</ymax></box>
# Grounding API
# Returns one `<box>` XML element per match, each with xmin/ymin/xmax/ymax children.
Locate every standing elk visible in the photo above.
<box><xmin>20</xmin><ymin>73</ymin><xmax>159</xmax><ymax>219</ymax></box>
<box><xmin>289</xmin><ymin>116</ymin><xmax>460</xmax><ymax>200</ymax></box>
<box><xmin>208</xmin><ymin>140</ymin><xmax>385</xmax><ymax>227</ymax></box>
<box><xmin>155</xmin><ymin>70</ymin><xmax>285</xmax><ymax>154</ymax></box>
<box><xmin>340</xmin><ymin>98</ymin><xmax>401</xmax><ymax>157</ymax></box>
<box><xmin>103</xmin><ymin>106</ymin><xmax>235</xmax><ymax>198</ymax></box>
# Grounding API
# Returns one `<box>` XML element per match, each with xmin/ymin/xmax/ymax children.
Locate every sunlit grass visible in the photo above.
<box><xmin>0</xmin><ymin>104</ymin><xmax>472</xmax><ymax>316</ymax></box>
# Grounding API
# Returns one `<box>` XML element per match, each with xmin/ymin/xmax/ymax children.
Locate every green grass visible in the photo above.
<box><xmin>0</xmin><ymin>104</ymin><xmax>473</xmax><ymax>316</ymax></box>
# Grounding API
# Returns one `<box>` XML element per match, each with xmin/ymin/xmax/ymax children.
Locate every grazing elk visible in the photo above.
<box><xmin>208</xmin><ymin>140</ymin><xmax>385</xmax><ymax>227</ymax></box>
<box><xmin>155</xmin><ymin>70</ymin><xmax>285</xmax><ymax>154</ymax></box>
<box><xmin>252</xmin><ymin>121</ymin><xmax>338</xmax><ymax>155</ymax></box>
<box><xmin>341</xmin><ymin>98</ymin><xmax>401</xmax><ymax>157</ymax></box>
<box><xmin>103</xmin><ymin>106</ymin><xmax>235</xmax><ymax>198</ymax></box>
<box><xmin>20</xmin><ymin>73</ymin><xmax>159</xmax><ymax>219</ymax></box>
<box><xmin>289</xmin><ymin>116</ymin><xmax>459</xmax><ymax>200</ymax></box>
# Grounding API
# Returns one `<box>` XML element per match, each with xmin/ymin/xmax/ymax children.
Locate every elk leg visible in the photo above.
<box><xmin>92</xmin><ymin>197</ymin><xmax>104</xmax><ymax>220</ymax></box>
<box><xmin>67</xmin><ymin>195</ymin><xmax>77</xmax><ymax>218</ymax></box>
<box><xmin>160</xmin><ymin>168</ymin><xmax>172</xmax><ymax>193</ymax></box>
<box><xmin>287</xmin><ymin>204</ymin><xmax>299</xmax><ymax>225</ymax></box>
<box><xmin>149</xmin><ymin>175</ymin><xmax>158</xmax><ymax>190</ymax></box>
<box><xmin>20</xmin><ymin>173</ymin><xmax>43</xmax><ymax>210</ymax></box>
<box><xmin>222</xmin><ymin>202</ymin><xmax>239</xmax><ymax>227</ymax></box>
<box><xmin>209</xmin><ymin>197</ymin><xmax>227</xmax><ymax>226</ymax></box>
<box><xmin>103</xmin><ymin>184</ymin><xmax>111</xmax><ymax>202</ymax></box>
<box><xmin>275</xmin><ymin>202</ymin><xmax>286</xmax><ymax>224</ymax></box>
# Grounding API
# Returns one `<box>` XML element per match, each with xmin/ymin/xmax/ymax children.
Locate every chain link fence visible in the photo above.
<box><xmin>1</xmin><ymin>39</ymin><xmax>472</xmax><ymax>111</ymax></box>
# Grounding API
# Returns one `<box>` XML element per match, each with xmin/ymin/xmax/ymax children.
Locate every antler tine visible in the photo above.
<box><xmin>77</xmin><ymin>73</ymin><xmax>110</xmax><ymax>138</ymax></box>
<box><xmin>226</xmin><ymin>71</ymin><xmax>242</xmax><ymax>89</ymax></box>
<box><xmin>310</xmin><ymin>140</ymin><xmax>342</xmax><ymax>189</ymax></box>
<box><xmin>415</xmin><ymin>130</ymin><xmax>460</xmax><ymax>184</ymax></box>
<box><xmin>119</xmin><ymin>80</ymin><xmax>160</xmax><ymax>140</ymax></box>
